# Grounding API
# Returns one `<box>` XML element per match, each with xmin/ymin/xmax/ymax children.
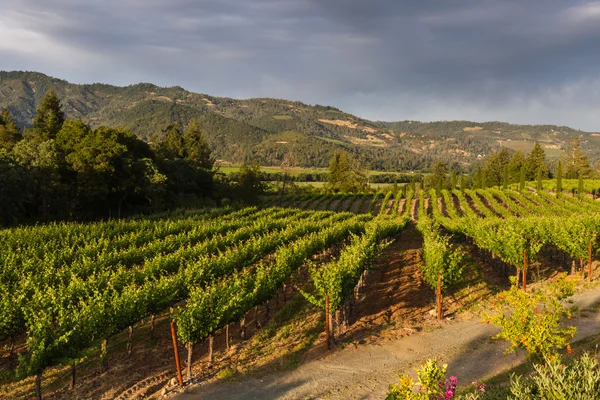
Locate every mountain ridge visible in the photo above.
<box><xmin>1</xmin><ymin>70</ymin><xmax>597</xmax><ymax>170</ymax></box>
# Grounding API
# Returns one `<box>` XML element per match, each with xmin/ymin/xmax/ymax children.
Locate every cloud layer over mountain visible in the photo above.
<box><xmin>2</xmin><ymin>0</ymin><xmax>600</xmax><ymax>130</ymax></box>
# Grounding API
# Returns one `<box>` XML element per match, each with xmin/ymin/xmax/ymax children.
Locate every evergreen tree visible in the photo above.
<box><xmin>157</xmin><ymin>123</ymin><xmax>187</xmax><ymax>159</ymax></box>
<box><xmin>0</xmin><ymin>109</ymin><xmax>22</xmax><ymax>152</ymax></box>
<box><xmin>536</xmin><ymin>168</ymin><xmax>543</xmax><ymax>192</ymax></box>
<box><xmin>327</xmin><ymin>150</ymin><xmax>367</xmax><ymax>193</ymax></box>
<box><xmin>184</xmin><ymin>119</ymin><xmax>214</xmax><ymax>170</ymax></box>
<box><xmin>503</xmin><ymin>164</ymin><xmax>508</xmax><ymax>190</ymax></box>
<box><xmin>525</xmin><ymin>142</ymin><xmax>548</xmax><ymax>181</ymax></box>
<box><xmin>0</xmin><ymin>152</ymin><xmax>33</xmax><ymax>225</ymax></box>
<box><xmin>427</xmin><ymin>161</ymin><xmax>448</xmax><ymax>192</ymax></box>
<box><xmin>236</xmin><ymin>162</ymin><xmax>267</xmax><ymax>203</ymax></box>
<box><xmin>472</xmin><ymin>167</ymin><xmax>481</xmax><ymax>189</ymax></box>
<box><xmin>459</xmin><ymin>174</ymin><xmax>464</xmax><ymax>191</ymax></box>
<box><xmin>519</xmin><ymin>166</ymin><xmax>525</xmax><ymax>192</ymax></box>
<box><xmin>564</xmin><ymin>136</ymin><xmax>592</xmax><ymax>178</ymax></box>
<box><xmin>32</xmin><ymin>89</ymin><xmax>65</xmax><ymax>141</ymax></box>
<box><xmin>482</xmin><ymin>148</ymin><xmax>510</xmax><ymax>187</ymax></box>
<box><xmin>507</xmin><ymin>151</ymin><xmax>526</xmax><ymax>184</ymax></box>
<box><xmin>450</xmin><ymin>170</ymin><xmax>457</xmax><ymax>190</ymax></box>
<box><xmin>556</xmin><ymin>161</ymin><xmax>563</xmax><ymax>196</ymax></box>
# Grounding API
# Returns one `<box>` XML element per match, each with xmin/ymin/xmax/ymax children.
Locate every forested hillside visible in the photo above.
<box><xmin>1</xmin><ymin>71</ymin><xmax>599</xmax><ymax>171</ymax></box>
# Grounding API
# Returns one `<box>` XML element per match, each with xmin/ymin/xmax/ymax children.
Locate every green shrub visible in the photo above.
<box><xmin>509</xmin><ymin>352</ymin><xmax>600</xmax><ymax>399</ymax></box>
<box><xmin>483</xmin><ymin>273</ymin><xmax>576</xmax><ymax>363</ymax></box>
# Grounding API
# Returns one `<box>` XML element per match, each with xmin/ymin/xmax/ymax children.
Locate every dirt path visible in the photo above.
<box><xmin>349</xmin><ymin>197</ymin><xmax>363</xmax><ymax>214</ymax></box>
<box><xmin>178</xmin><ymin>290</ymin><xmax>600</xmax><ymax>400</ymax></box>
<box><xmin>410</xmin><ymin>199</ymin><xmax>418</xmax><ymax>221</ymax></box>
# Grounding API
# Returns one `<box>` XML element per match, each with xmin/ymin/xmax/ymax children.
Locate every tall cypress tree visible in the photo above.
<box><xmin>450</xmin><ymin>170</ymin><xmax>457</xmax><ymax>190</ymax></box>
<box><xmin>32</xmin><ymin>88</ymin><xmax>65</xmax><ymax>141</ymax></box>
<box><xmin>519</xmin><ymin>166</ymin><xmax>525</xmax><ymax>192</ymax></box>
<box><xmin>475</xmin><ymin>167</ymin><xmax>482</xmax><ymax>189</ymax></box>
<box><xmin>556</xmin><ymin>161</ymin><xmax>563</xmax><ymax>197</ymax></box>
<box><xmin>459</xmin><ymin>174</ymin><xmax>464</xmax><ymax>191</ymax></box>
<box><xmin>503</xmin><ymin>164</ymin><xmax>508</xmax><ymax>190</ymax></box>
<box><xmin>536</xmin><ymin>168</ymin><xmax>543</xmax><ymax>192</ymax></box>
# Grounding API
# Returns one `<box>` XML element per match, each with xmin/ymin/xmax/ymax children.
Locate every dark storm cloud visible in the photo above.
<box><xmin>2</xmin><ymin>0</ymin><xmax>600</xmax><ymax>129</ymax></box>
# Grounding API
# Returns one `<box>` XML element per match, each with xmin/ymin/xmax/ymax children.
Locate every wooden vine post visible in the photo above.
<box><xmin>437</xmin><ymin>271</ymin><xmax>442</xmax><ymax>321</ymax></box>
<box><xmin>170</xmin><ymin>321</ymin><xmax>184</xmax><ymax>387</ymax></box>
<box><xmin>589</xmin><ymin>240</ymin><xmax>593</xmax><ymax>284</ymax></box>
<box><xmin>325</xmin><ymin>295</ymin><xmax>331</xmax><ymax>350</ymax></box>
<box><xmin>523</xmin><ymin>249</ymin><xmax>527</xmax><ymax>292</ymax></box>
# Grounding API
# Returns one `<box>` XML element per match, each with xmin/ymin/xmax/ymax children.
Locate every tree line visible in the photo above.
<box><xmin>423</xmin><ymin>138</ymin><xmax>596</xmax><ymax>192</ymax></box>
<box><xmin>0</xmin><ymin>89</ymin><xmax>265</xmax><ymax>225</ymax></box>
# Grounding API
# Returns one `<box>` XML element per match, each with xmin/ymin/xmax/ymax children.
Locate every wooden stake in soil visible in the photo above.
<box><xmin>523</xmin><ymin>249</ymin><xmax>527</xmax><ymax>292</ymax></box>
<box><xmin>127</xmin><ymin>325</ymin><xmax>133</xmax><ymax>356</ymax></box>
<box><xmin>240</xmin><ymin>316</ymin><xmax>246</xmax><ymax>340</ymax></box>
<box><xmin>186</xmin><ymin>343</ymin><xmax>194</xmax><ymax>381</ymax></box>
<box><xmin>265</xmin><ymin>300</ymin><xmax>270</xmax><ymax>322</ymax></box>
<box><xmin>35</xmin><ymin>369</ymin><xmax>43</xmax><ymax>400</ymax></box>
<box><xmin>208</xmin><ymin>335</ymin><xmax>214</xmax><ymax>365</ymax></box>
<box><xmin>150</xmin><ymin>314</ymin><xmax>155</xmax><ymax>339</ymax></box>
<box><xmin>283</xmin><ymin>283</ymin><xmax>287</xmax><ymax>303</ymax></box>
<box><xmin>8</xmin><ymin>335</ymin><xmax>14</xmax><ymax>358</ymax></box>
<box><xmin>100</xmin><ymin>338</ymin><xmax>108</xmax><ymax>373</ymax></box>
<box><xmin>225</xmin><ymin>324</ymin><xmax>230</xmax><ymax>352</ymax></box>
<box><xmin>589</xmin><ymin>240</ymin><xmax>593</xmax><ymax>284</ymax></box>
<box><xmin>325</xmin><ymin>295</ymin><xmax>331</xmax><ymax>350</ymax></box>
<box><xmin>437</xmin><ymin>271</ymin><xmax>442</xmax><ymax>321</ymax></box>
<box><xmin>70</xmin><ymin>364</ymin><xmax>76</xmax><ymax>390</ymax></box>
<box><xmin>170</xmin><ymin>321</ymin><xmax>184</xmax><ymax>387</ymax></box>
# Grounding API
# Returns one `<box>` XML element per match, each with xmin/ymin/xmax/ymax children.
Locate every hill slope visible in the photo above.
<box><xmin>1</xmin><ymin>71</ymin><xmax>597</xmax><ymax>170</ymax></box>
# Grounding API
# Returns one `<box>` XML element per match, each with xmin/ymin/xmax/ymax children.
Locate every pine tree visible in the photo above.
<box><xmin>327</xmin><ymin>150</ymin><xmax>366</xmax><ymax>192</ymax></box>
<box><xmin>159</xmin><ymin>123</ymin><xmax>186</xmax><ymax>159</ymax></box>
<box><xmin>564</xmin><ymin>136</ymin><xmax>592</xmax><ymax>178</ymax></box>
<box><xmin>525</xmin><ymin>142</ymin><xmax>548</xmax><ymax>181</ymax></box>
<box><xmin>184</xmin><ymin>119</ymin><xmax>213</xmax><ymax>169</ymax></box>
<box><xmin>32</xmin><ymin>89</ymin><xmax>65</xmax><ymax>141</ymax></box>
<box><xmin>536</xmin><ymin>168</ymin><xmax>543</xmax><ymax>192</ymax></box>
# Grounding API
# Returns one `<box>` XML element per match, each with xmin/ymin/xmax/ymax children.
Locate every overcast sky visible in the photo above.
<box><xmin>2</xmin><ymin>0</ymin><xmax>600</xmax><ymax>130</ymax></box>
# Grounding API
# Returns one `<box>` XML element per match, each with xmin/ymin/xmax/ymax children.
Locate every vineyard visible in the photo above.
<box><xmin>2</xmin><ymin>183</ymin><xmax>600</xmax><ymax>399</ymax></box>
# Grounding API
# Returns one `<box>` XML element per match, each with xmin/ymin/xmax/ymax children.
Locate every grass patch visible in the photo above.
<box><xmin>216</xmin><ymin>367</ymin><xmax>237</xmax><ymax>380</ymax></box>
